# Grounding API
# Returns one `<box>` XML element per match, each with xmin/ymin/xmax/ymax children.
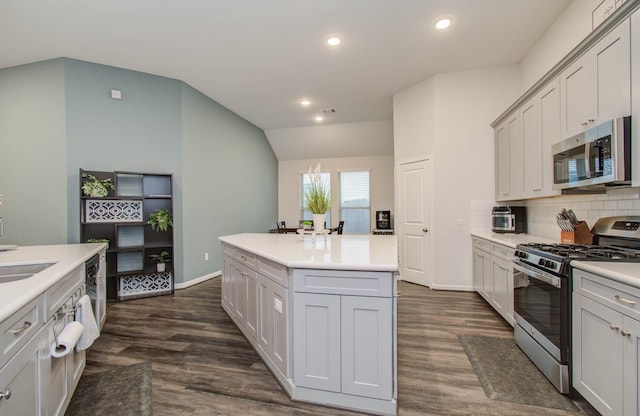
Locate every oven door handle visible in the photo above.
<box><xmin>512</xmin><ymin>260</ymin><xmax>562</xmax><ymax>288</ymax></box>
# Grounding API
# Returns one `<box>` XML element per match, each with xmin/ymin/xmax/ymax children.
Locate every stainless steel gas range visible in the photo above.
<box><xmin>512</xmin><ymin>216</ymin><xmax>640</xmax><ymax>394</ymax></box>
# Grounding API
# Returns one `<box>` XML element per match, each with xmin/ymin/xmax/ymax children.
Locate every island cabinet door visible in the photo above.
<box><xmin>341</xmin><ymin>296</ymin><xmax>393</xmax><ymax>400</ymax></box>
<box><xmin>293</xmin><ymin>293</ymin><xmax>341</xmax><ymax>392</ymax></box>
<box><xmin>271</xmin><ymin>282</ymin><xmax>289</xmax><ymax>376</ymax></box>
<box><xmin>257</xmin><ymin>275</ymin><xmax>272</xmax><ymax>354</ymax></box>
<box><xmin>221</xmin><ymin>256</ymin><xmax>234</xmax><ymax>312</ymax></box>
<box><xmin>244</xmin><ymin>267</ymin><xmax>258</xmax><ymax>341</ymax></box>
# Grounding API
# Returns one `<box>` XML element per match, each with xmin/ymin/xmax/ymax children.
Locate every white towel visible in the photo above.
<box><xmin>75</xmin><ymin>295</ymin><xmax>100</xmax><ymax>350</ymax></box>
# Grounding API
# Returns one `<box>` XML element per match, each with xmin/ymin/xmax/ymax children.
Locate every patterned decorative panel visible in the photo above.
<box><xmin>85</xmin><ymin>200</ymin><xmax>143</xmax><ymax>223</ymax></box>
<box><xmin>118</xmin><ymin>272</ymin><xmax>173</xmax><ymax>300</ymax></box>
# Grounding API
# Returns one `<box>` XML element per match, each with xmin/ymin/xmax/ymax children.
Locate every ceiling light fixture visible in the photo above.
<box><xmin>326</xmin><ymin>36</ymin><xmax>342</xmax><ymax>46</ymax></box>
<box><xmin>434</xmin><ymin>17</ymin><xmax>452</xmax><ymax>30</ymax></box>
<box><xmin>315</xmin><ymin>116</ymin><xmax>324</xmax><ymax>122</ymax></box>
<box><xmin>300</xmin><ymin>99</ymin><xmax>311</xmax><ymax>107</ymax></box>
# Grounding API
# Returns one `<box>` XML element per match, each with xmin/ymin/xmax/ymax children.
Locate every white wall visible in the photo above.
<box><xmin>394</xmin><ymin>65</ymin><xmax>521</xmax><ymax>291</ymax></box>
<box><xmin>278</xmin><ymin>156</ymin><xmax>394</xmax><ymax>231</ymax></box>
<box><xmin>520</xmin><ymin>0</ymin><xmax>607</xmax><ymax>91</ymax></box>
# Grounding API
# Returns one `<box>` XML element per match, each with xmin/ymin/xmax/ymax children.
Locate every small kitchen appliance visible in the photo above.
<box><xmin>376</xmin><ymin>211</ymin><xmax>391</xmax><ymax>230</ymax></box>
<box><xmin>512</xmin><ymin>216</ymin><xmax>640</xmax><ymax>394</ymax></box>
<box><xmin>492</xmin><ymin>206</ymin><xmax>527</xmax><ymax>234</ymax></box>
<box><xmin>552</xmin><ymin>116</ymin><xmax>631</xmax><ymax>191</ymax></box>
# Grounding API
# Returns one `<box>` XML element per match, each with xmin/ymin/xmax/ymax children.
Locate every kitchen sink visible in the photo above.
<box><xmin>0</xmin><ymin>262</ymin><xmax>56</xmax><ymax>283</ymax></box>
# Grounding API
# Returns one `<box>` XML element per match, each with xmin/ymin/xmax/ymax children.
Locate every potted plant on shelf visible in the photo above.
<box><xmin>81</xmin><ymin>173</ymin><xmax>115</xmax><ymax>197</ymax></box>
<box><xmin>86</xmin><ymin>238</ymin><xmax>110</xmax><ymax>248</ymax></box>
<box><xmin>150</xmin><ymin>251</ymin><xmax>171</xmax><ymax>272</ymax></box>
<box><xmin>304</xmin><ymin>163</ymin><xmax>332</xmax><ymax>232</ymax></box>
<box><xmin>148</xmin><ymin>209</ymin><xmax>173</xmax><ymax>233</ymax></box>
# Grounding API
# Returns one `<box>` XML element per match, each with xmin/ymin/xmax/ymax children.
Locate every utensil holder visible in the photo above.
<box><xmin>560</xmin><ymin>221</ymin><xmax>593</xmax><ymax>244</ymax></box>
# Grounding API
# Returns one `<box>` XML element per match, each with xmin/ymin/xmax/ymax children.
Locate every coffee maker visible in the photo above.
<box><xmin>376</xmin><ymin>211</ymin><xmax>391</xmax><ymax>230</ymax></box>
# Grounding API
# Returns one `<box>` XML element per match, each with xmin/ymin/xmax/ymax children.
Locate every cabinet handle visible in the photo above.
<box><xmin>615</xmin><ymin>295</ymin><xmax>636</xmax><ymax>305</ymax></box>
<box><xmin>588</xmin><ymin>119</ymin><xmax>594</xmax><ymax>123</ymax></box>
<box><xmin>610</xmin><ymin>323</ymin><xmax>620</xmax><ymax>331</ymax></box>
<box><xmin>582</xmin><ymin>122</ymin><xmax>588</xmax><ymax>127</ymax></box>
<box><xmin>621</xmin><ymin>329</ymin><xmax>632</xmax><ymax>337</ymax></box>
<box><xmin>9</xmin><ymin>321</ymin><xmax>32</xmax><ymax>335</ymax></box>
<box><xmin>0</xmin><ymin>389</ymin><xmax>11</xmax><ymax>400</ymax></box>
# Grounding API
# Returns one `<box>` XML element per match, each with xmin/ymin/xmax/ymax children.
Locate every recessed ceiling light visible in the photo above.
<box><xmin>435</xmin><ymin>17</ymin><xmax>452</xmax><ymax>30</ymax></box>
<box><xmin>326</xmin><ymin>36</ymin><xmax>342</xmax><ymax>46</ymax></box>
<box><xmin>315</xmin><ymin>116</ymin><xmax>324</xmax><ymax>122</ymax></box>
<box><xmin>300</xmin><ymin>99</ymin><xmax>311</xmax><ymax>107</ymax></box>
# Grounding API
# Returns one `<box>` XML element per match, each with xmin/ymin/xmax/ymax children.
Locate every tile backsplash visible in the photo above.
<box><xmin>471</xmin><ymin>188</ymin><xmax>640</xmax><ymax>240</ymax></box>
<box><xmin>522</xmin><ymin>187</ymin><xmax>640</xmax><ymax>239</ymax></box>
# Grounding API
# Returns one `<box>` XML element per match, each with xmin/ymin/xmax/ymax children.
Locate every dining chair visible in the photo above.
<box><xmin>276</xmin><ymin>220</ymin><xmax>286</xmax><ymax>233</ymax></box>
<box><xmin>337</xmin><ymin>220</ymin><xmax>344</xmax><ymax>234</ymax></box>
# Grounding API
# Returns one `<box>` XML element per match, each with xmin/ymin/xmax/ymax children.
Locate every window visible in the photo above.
<box><xmin>340</xmin><ymin>171</ymin><xmax>370</xmax><ymax>234</ymax></box>
<box><xmin>301</xmin><ymin>171</ymin><xmax>331</xmax><ymax>226</ymax></box>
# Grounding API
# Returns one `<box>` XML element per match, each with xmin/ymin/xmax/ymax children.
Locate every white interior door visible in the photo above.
<box><xmin>398</xmin><ymin>159</ymin><xmax>433</xmax><ymax>287</ymax></box>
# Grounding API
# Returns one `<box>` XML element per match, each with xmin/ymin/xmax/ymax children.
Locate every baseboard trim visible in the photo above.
<box><xmin>174</xmin><ymin>271</ymin><xmax>220</xmax><ymax>290</ymax></box>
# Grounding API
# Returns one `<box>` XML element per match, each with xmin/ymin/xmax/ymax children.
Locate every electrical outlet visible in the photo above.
<box><xmin>204</xmin><ymin>252</ymin><xmax>209</xmax><ymax>261</ymax></box>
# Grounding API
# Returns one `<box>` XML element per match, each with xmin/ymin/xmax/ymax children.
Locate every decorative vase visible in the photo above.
<box><xmin>157</xmin><ymin>263</ymin><xmax>166</xmax><ymax>273</ymax></box>
<box><xmin>313</xmin><ymin>214</ymin><xmax>325</xmax><ymax>232</ymax></box>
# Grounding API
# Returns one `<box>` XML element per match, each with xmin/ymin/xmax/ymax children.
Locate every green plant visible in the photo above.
<box><xmin>304</xmin><ymin>163</ymin><xmax>332</xmax><ymax>214</ymax></box>
<box><xmin>148</xmin><ymin>209</ymin><xmax>173</xmax><ymax>232</ymax></box>
<box><xmin>86</xmin><ymin>238</ymin><xmax>109</xmax><ymax>244</ymax></box>
<box><xmin>81</xmin><ymin>173</ymin><xmax>115</xmax><ymax>197</ymax></box>
<box><xmin>150</xmin><ymin>250</ymin><xmax>171</xmax><ymax>264</ymax></box>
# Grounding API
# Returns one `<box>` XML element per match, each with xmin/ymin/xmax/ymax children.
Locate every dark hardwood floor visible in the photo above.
<box><xmin>83</xmin><ymin>278</ymin><xmax>599</xmax><ymax>415</ymax></box>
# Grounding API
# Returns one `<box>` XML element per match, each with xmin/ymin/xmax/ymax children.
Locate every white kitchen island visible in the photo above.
<box><xmin>219</xmin><ymin>233</ymin><xmax>398</xmax><ymax>416</ymax></box>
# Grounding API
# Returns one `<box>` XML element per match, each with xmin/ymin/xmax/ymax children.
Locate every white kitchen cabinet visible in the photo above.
<box><xmin>494</xmin><ymin>121</ymin><xmax>510</xmax><ymax>201</ymax></box>
<box><xmin>573</xmin><ymin>268</ymin><xmax>640</xmax><ymax>416</ymax></box>
<box><xmin>507</xmin><ymin>113</ymin><xmax>524</xmax><ymax>199</ymax></box>
<box><xmin>495</xmin><ymin>113</ymin><xmax>523</xmax><ymax>201</ymax></box>
<box><xmin>471</xmin><ymin>237</ymin><xmax>515</xmax><ymax>326</ymax></box>
<box><xmin>631</xmin><ymin>8</ymin><xmax>640</xmax><ymax>187</ymax></box>
<box><xmin>293</xmin><ymin>274</ymin><xmax>393</xmax><ymax>400</ymax></box>
<box><xmin>258</xmin><ymin>274</ymin><xmax>288</xmax><ymax>376</ymax></box>
<box><xmin>560</xmin><ymin>19</ymin><xmax>631</xmax><ymax>139</ymax></box>
<box><xmin>472</xmin><ymin>238</ymin><xmax>491</xmax><ymax>299</ymax></box>
<box><xmin>0</xmin><ymin>323</ymin><xmax>44</xmax><ymax>416</ymax></box>
<box><xmin>521</xmin><ymin>78</ymin><xmax>562</xmax><ymax>198</ymax></box>
<box><xmin>221</xmin><ymin>244</ymin><xmax>289</xmax><ymax>377</ymax></box>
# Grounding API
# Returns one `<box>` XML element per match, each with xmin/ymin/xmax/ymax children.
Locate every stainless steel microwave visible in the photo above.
<box><xmin>492</xmin><ymin>206</ymin><xmax>527</xmax><ymax>234</ymax></box>
<box><xmin>552</xmin><ymin>117</ymin><xmax>631</xmax><ymax>190</ymax></box>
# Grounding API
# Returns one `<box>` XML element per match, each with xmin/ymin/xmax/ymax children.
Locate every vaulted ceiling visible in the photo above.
<box><xmin>0</xmin><ymin>0</ymin><xmax>571</xmax><ymax>158</ymax></box>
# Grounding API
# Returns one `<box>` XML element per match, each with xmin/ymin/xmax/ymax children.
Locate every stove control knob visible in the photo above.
<box><xmin>538</xmin><ymin>259</ymin><xmax>545</xmax><ymax>266</ymax></box>
<box><xmin>545</xmin><ymin>260</ymin><xmax>556</xmax><ymax>269</ymax></box>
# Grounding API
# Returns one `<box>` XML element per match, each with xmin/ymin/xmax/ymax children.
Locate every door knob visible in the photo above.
<box><xmin>423</xmin><ymin>228</ymin><xmax>429</xmax><ymax>233</ymax></box>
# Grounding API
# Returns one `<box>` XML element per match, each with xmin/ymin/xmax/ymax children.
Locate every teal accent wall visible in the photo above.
<box><xmin>181</xmin><ymin>84</ymin><xmax>277</xmax><ymax>281</ymax></box>
<box><xmin>64</xmin><ymin>58</ymin><xmax>184</xmax><ymax>280</ymax></box>
<box><xmin>0</xmin><ymin>59</ymin><xmax>67</xmax><ymax>246</ymax></box>
<box><xmin>0</xmin><ymin>58</ymin><xmax>277</xmax><ymax>285</ymax></box>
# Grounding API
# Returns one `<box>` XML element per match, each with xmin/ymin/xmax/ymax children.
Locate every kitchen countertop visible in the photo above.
<box><xmin>0</xmin><ymin>243</ymin><xmax>107</xmax><ymax>322</ymax></box>
<box><xmin>219</xmin><ymin>233</ymin><xmax>398</xmax><ymax>272</ymax></box>
<box><xmin>571</xmin><ymin>260</ymin><xmax>640</xmax><ymax>289</ymax></box>
<box><xmin>470</xmin><ymin>230</ymin><xmax>558</xmax><ymax>248</ymax></box>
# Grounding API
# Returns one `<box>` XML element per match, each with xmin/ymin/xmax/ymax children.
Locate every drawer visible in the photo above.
<box><xmin>472</xmin><ymin>237</ymin><xmax>491</xmax><ymax>252</ymax></box>
<box><xmin>222</xmin><ymin>243</ymin><xmax>235</xmax><ymax>258</ymax></box>
<box><xmin>0</xmin><ymin>295</ymin><xmax>43</xmax><ymax>368</ymax></box>
<box><xmin>258</xmin><ymin>257</ymin><xmax>288</xmax><ymax>287</ymax></box>
<box><xmin>44</xmin><ymin>266</ymin><xmax>84</xmax><ymax>321</ymax></box>
<box><xmin>293</xmin><ymin>269</ymin><xmax>393</xmax><ymax>297</ymax></box>
<box><xmin>233</xmin><ymin>248</ymin><xmax>257</xmax><ymax>270</ymax></box>
<box><xmin>492</xmin><ymin>243</ymin><xmax>514</xmax><ymax>260</ymax></box>
<box><xmin>574</xmin><ymin>269</ymin><xmax>640</xmax><ymax>320</ymax></box>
